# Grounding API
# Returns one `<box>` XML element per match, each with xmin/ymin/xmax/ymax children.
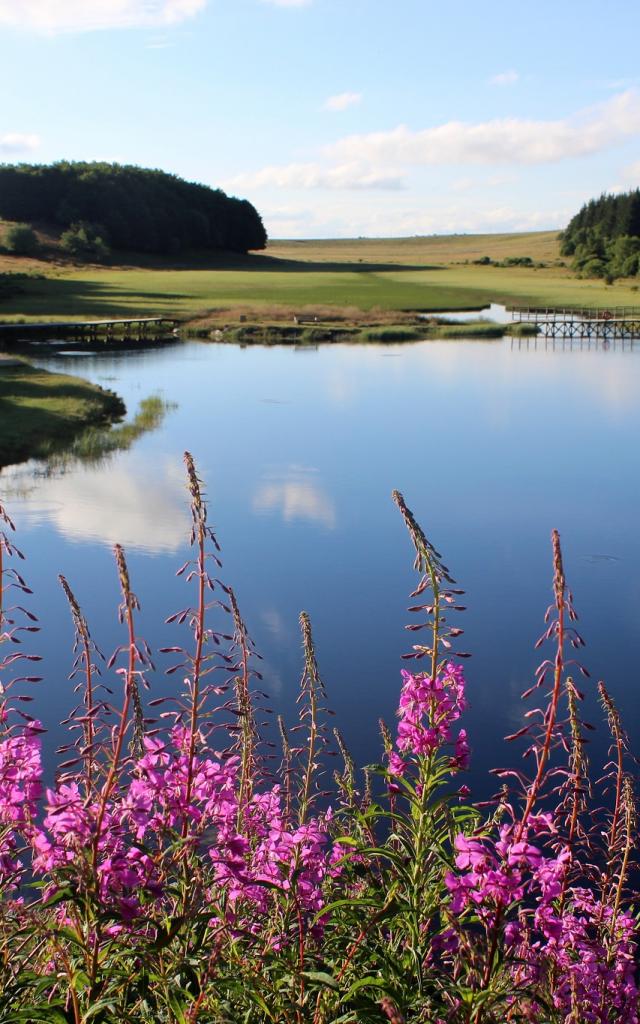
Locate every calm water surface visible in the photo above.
<box><xmin>2</xmin><ymin>336</ymin><xmax>639</xmax><ymax>793</ymax></box>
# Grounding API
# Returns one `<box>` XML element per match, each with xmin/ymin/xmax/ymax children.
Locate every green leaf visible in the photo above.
<box><xmin>41</xmin><ymin>886</ymin><xmax>75</xmax><ymax>908</ymax></box>
<box><xmin>50</xmin><ymin>925</ymin><xmax>85</xmax><ymax>949</ymax></box>
<box><xmin>71</xmin><ymin>970</ymin><xmax>91</xmax><ymax>992</ymax></box>
<box><xmin>152</xmin><ymin>914</ymin><xmax>188</xmax><ymax>950</ymax></box>
<box><xmin>313</xmin><ymin>896</ymin><xmax>384</xmax><ymax>924</ymax></box>
<box><xmin>82</xmin><ymin>1001</ymin><xmax>119</xmax><ymax>1022</ymax></box>
<box><xmin>331</xmin><ymin>835</ymin><xmax>359</xmax><ymax>847</ymax></box>
<box><xmin>166</xmin><ymin>993</ymin><xmax>188</xmax><ymax>1024</ymax></box>
<box><xmin>246</xmin><ymin>990</ymin><xmax>275</xmax><ymax>1020</ymax></box>
<box><xmin>2</xmin><ymin>1009</ymin><xmax>69</xmax><ymax>1023</ymax></box>
<box><xmin>343</xmin><ymin>976</ymin><xmax>388</xmax><ymax>1000</ymax></box>
<box><xmin>302</xmin><ymin>970</ymin><xmax>340</xmax><ymax>991</ymax></box>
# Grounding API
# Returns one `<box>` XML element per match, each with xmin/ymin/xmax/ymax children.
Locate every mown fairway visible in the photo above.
<box><xmin>1</xmin><ymin>231</ymin><xmax>639</xmax><ymax>322</ymax></box>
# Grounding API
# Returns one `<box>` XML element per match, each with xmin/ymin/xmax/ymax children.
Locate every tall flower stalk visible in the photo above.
<box><xmin>58</xmin><ymin>575</ymin><xmax>101</xmax><ymax>796</ymax></box>
<box><xmin>181</xmin><ymin>451</ymin><xmax>218</xmax><ymax>835</ymax></box>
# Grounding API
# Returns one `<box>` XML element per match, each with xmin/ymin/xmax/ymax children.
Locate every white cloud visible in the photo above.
<box><xmin>0</xmin><ymin>0</ymin><xmax>206</xmax><ymax>33</ymax></box>
<box><xmin>618</xmin><ymin>159</ymin><xmax>640</xmax><ymax>185</ymax></box>
<box><xmin>327</xmin><ymin>91</ymin><xmax>640</xmax><ymax>167</ymax></box>
<box><xmin>262</xmin><ymin>198</ymin><xmax>568</xmax><ymax>240</ymax></box>
<box><xmin>451</xmin><ymin>173</ymin><xmax>516</xmax><ymax>192</ymax></box>
<box><xmin>225</xmin><ymin>161</ymin><xmax>405</xmax><ymax>191</ymax></box>
<box><xmin>486</xmin><ymin>173</ymin><xmax>516</xmax><ymax>187</ymax></box>
<box><xmin>226</xmin><ymin>90</ymin><xmax>640</xmax><ymax>220</ymax></box>
<box><xmin>145</xmin><ymin>35</ymin><xmax>173</xmax><ymax>48</ymax></box>
<box><xmin>0</xmin><ymin>133</ymin><xmax>40</xmax><ymax>154</ymax></box>
<box><xmin>490</xmin><ymin>70</ymin><xmax>519</xmax><ymax>86</ymax></box>
<box><xmin>451</xmin><ymin>177</ymin><xmax>475</xmax><ymax>192</ymax></box>
<box><xmin>604</xmin><ymin>78</ymin><xmax>638</xmax><ymax>91</ymax></box>
<box><xmin>323</xmin><ymin>92</ymin><xmax>362</xmax><ymax>112</ymax></box>
<box><xmin>260</xmin><ymin>0</ymin><xmax>311</xmax><ymax>6</ymax></box>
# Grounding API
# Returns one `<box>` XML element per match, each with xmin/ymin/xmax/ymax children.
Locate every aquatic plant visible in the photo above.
<box><xmin>0</xmin><ymin>459</ymin><xmax>637</xmax><ymax>1022</ymax></box>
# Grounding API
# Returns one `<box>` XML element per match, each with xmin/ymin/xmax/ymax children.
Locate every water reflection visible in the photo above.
<box><xmin>259</xmin><ymin>606</ymin><xmax>290</xmax><ymax>643</ymax></box>
<box><xmin>418</xmin><ymin>302</ymin><xmax>512</xmax><ymax>324</ymax></box>
<box><xmin>45</xmin><ymin>395</ymin><xmax>175</xmax><ymax>468</ymax></box>
<box><xmin>403</xmin><ymin>339</ymin><xmax>639</xmax><ymax>415</ymax></box>
<box><xmin>1</xmin><ymin>394</ymin><xmax>181</xmax><ymax>551</ymax></box>
<box><xmin>2</xmin><ymin>453</ymin><xmax>187</xmax><ymax>552</ymax></box>
<box><xmin>253</xmin><ymin>467</ymin><xmax>337</xmax><ymax>528</ymax></box>
<box><xmin>1</xmin><ymin>337</ymin><xmax>638</xmax><ymax>794</ymax></box>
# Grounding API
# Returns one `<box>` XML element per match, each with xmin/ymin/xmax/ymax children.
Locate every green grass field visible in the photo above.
<box><xmin>0</xmin><ymin>231</ymin><xmax>638</xmax><ymax>323</ymax></box>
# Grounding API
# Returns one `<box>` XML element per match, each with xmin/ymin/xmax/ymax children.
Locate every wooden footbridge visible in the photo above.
<box><xmin>510</xmin><ymin>306</ymin><xmax>640</xmax><ymax>340</ymax></box>
<box><xmin>0</xmin><ymin>317</ymin><xmax>178</xmax><ymax>345</ymax></box>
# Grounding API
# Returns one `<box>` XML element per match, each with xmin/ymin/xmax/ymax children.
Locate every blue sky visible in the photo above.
<box><xmin>1</xmin><ymin>0</ymin><xmax>640</xmax><ymax>239</ymax></box>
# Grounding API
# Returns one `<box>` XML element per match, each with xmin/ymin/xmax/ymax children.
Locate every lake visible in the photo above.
<box><xmin>2</xmin><ymin>333</ymin><xmax>639</xmax><ymax>795</ymax></box>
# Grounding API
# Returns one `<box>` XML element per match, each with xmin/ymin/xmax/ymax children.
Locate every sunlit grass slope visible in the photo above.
<box><xmin>1</xmin><ymin>231</ymin><xmax>638</xmax><ymax>322</ymax></box>
<box><xmin>266</xmin><ymin>231</ymin><xmax>562</xmax><ymax>265</ymax></box>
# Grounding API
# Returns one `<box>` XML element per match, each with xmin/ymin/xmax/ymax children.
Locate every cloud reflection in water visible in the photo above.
<box><xmin>252</xmin><ymin>466</ymin><xmax>336</xmax><ymax>529</ymax></box>
<box><xmin>3</xmin><ymin>454</ymin><xmax>187</xmax><ymax>553</ymax></box>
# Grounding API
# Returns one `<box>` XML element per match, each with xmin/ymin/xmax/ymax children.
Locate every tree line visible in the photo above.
<box><xmin>0</xmin><ymin>161</ymin><xmax>267</xmax><ymax>257</ymax></box>
<box><xmin>560</xmin><ymin>189</ymin><xmax>640</xmax><ymax>280</ymax></box>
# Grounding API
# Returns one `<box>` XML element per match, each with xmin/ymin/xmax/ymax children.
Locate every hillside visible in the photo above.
<box><xmin>267</xmin><ymin>230</ymin><xmax>562</xmax><ymax>266</ymax></box>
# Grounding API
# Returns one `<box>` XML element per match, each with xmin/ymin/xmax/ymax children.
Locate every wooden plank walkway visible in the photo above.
<box><xmin>510</xmin><ymin>305</ymin><xmax>640</xmax><ymax>321</ymax></box>
<box><xmin>509</xmin><ymin>306</ymin><xmax>640</xmax><ymax>339</ymax></box>
<box><xmin>0</xmin><ymin>317</ymin><xmax>178</xmax><ymax>342</ymax></box>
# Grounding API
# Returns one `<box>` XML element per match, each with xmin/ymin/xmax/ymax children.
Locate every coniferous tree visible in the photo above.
<box><xmin>561</xmin><ymin>189</ymin><xmax>640</xmax><ymax>279</ymax></box>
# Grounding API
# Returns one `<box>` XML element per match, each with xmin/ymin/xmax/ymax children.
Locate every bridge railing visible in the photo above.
<box><xmin>509</xmin><ymin>305</ymin><xmax>640</xmax><ymax>322</ymax></box>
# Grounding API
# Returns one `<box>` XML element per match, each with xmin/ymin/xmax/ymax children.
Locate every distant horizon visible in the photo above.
<box><xmin>265</xmin><ymin>226</ymin><xmax>564</xmax><ymax>243</ymax></box>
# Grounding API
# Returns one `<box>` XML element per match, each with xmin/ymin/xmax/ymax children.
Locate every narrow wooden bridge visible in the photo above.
<box><xmin>510</xmin><ymin>306</ymin><xmax>640</xmax><ymax>339</ymax></box>
<box><xmin>0</xmin><ymin>317</ymin><xmax>178</xmax><ymax>344</ymax></box>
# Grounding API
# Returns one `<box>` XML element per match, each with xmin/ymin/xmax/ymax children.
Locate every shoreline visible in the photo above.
<box><xmin>0</xmin><ymin>358</ymin><xmax>126</xmax><ymax>468</ymax></box>
<box><xmin>185</xmin><ymin>315</ymin><xmax>540</xmax><ymax>344</ymax></box>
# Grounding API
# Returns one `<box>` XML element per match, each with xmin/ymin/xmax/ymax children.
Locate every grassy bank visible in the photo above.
<box><xmin>193</xmin><ymin>319</ymin><xmax>540</xmax><ymax>344</ymax></box>
<box><xmin>0</xmin><ymin>359</ymin><xmax>126</xmax><ymax>466</ymax></box>
<box><xmin>0</xmin><ymin>230</ymin><xmax>639</xmax><ymax>325</ymax></box>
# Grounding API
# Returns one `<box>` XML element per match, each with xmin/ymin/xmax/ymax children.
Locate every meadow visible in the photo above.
<box><xmin>1</xmin><ymin>230</ymin><xmax>639</xmax><ymax>324</ymax></box>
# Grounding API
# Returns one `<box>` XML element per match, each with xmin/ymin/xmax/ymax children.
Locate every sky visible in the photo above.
<box><xmin>1</xmin><ymin>0</ymin><xmax>640</xmax><ymax>240</ymax></box>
